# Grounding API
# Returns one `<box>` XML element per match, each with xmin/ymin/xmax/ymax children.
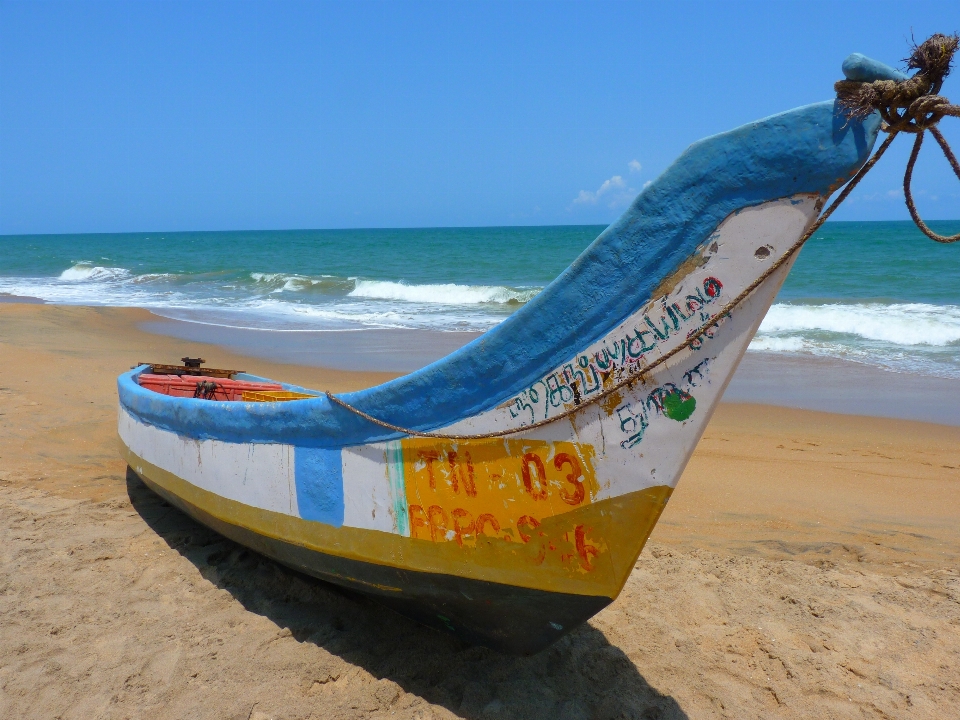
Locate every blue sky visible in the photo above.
<box><xmin>1</xmin><ymin>0</ymin><xmax>958</xmax><ymax>234</ymax></box>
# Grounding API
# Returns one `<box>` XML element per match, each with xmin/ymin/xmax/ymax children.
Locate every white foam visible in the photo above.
<box><xmin>246</xmin><ymin>297</ymin><xmax>505</xmax><ymax>331</ymax></box>
<box><xmin>152</xmin><ymin>299</ymin><xmax>502</xmax><ymax>333</ymax></box>
<box><xmin>281</xmin><ymin>277</ymin><xmax>312</xmax><ymax>291</ymax></box>
<box><xmin>758</xmin><ymin>302</ymin><xmax>960</xmax><ymax>346</ymax></box>
<box><xmin>58</xmin><ymin>263</ymin><xmax>130</xmax><ymax>281</ymax></box>
<box><xmin>0</xmin><ymin>270</ymin><xmax>513</xmax><ymax>332</ymax></box>
<box><xmin>348</xmin><ymin>280</ymin><xmax>539</xmax><ymax>305</ymax></box>
<box><xmin>250</xmin><ymin>272</ymin><xmax>349</xmax><ymax>293</ymax></box>
<box><xmin>748</xmin><ymin>336</ymin><xmax>806</xmax><ymax>352</ymax></box>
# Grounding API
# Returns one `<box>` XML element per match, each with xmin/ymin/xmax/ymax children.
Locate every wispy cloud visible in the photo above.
<box><xmin>571</xmin><ymin>160</ymin><xmax>645</xmax><ymax>210</ymax></box>
<box><xmin>572</xmin><ymin>175</ymin><xmax>627</xmax><ymax>206</ymax></box>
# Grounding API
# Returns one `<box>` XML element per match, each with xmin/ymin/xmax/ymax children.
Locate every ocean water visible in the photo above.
<box><xmin>1</xmin><ymin>221</ymin><xmax>959</xmax><ymax>378</ymax></box>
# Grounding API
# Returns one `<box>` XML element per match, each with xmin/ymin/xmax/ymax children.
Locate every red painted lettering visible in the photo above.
<box><xmin>517</xmin><ymin>515</ymin><xmax>541</xmax><ymax>543</ymax></box>
<box><xmin>451</xmin><ymin>508</ymin><xmax>475</xmax><ymax>547</ymax></box>
<box><xmin>703</xmin><ymin>276</ymin><xmax>722</xmax><ymax>298</ymax></box>
<box><xmin>418</xmin><ymin>450</ymin><xmax>441</xmax><ymax>489</ymax></box>
<box><xmin>575</xmin><ymin>524</ymin><xmax>600</xmax><ymax>571</ymax></box>
<box><xmin>427</xmin><ymin>505</ymin><xmax>448</xmax><ymax>542</ymax></box>
<box><xmin>446</xmin><ymin>450</ymin><xmax>478</xmax><ymax>497</ymax></box>
<box><xmin>521</xmin><ymin>453</ymin><xmax>548</xmax><ymax>500</ymax></box>
<box><xmin>554</xmin><ymin>452</ymin><xmax>584</xmax><ymax>506</ymax></box>
<box><xmin>475</xmin><ymin>513</ymin><xmax>500</xmax><ymax>538</ymax></box>
<box><xmin>464</xmin><ymin>451</ymin><xmax>477</xmax><ymax>496</ymax></box>
<box><xmin>408</xmin><ymin>505</ymin><xmax>428</xmax><ymax>540</ymax></box>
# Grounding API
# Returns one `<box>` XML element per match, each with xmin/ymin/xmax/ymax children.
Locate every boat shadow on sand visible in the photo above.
<box><xmin>127</xmin><ymin>468</ymin><xmax>688</xmax><ymax>720</ymax></box>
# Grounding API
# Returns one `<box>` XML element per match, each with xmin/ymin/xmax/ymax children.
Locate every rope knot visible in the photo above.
<box><xmin>835</xmin><ymin>33</ymin><xmax>959</xmax><ymax>132</ymax></box>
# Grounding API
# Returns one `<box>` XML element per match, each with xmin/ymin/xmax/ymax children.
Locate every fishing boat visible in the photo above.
<box><xmin>118</xmin><ymin>54</ymin><xmax>899</xmax><ymax>654</ymax></box>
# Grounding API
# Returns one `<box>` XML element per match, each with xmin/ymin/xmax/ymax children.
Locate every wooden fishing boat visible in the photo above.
<box><xmin>118</xmin><ymin>57</ymin><xmax>893</xmax><ymax>654</ymax></box>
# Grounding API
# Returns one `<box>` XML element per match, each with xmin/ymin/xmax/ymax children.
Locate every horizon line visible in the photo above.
<box><xmin>4</xmin><ymin>217</ymin><xmax>960</xmax><ymax>239</ymax></box>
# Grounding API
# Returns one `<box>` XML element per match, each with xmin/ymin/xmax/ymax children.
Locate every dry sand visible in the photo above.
<box><xmin>1</xmin><ymin>303</ymin><xmax>958</xmax><ymax>720</ymax></box>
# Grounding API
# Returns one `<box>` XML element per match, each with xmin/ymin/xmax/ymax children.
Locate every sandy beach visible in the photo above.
<box><xmin>2</xmin><ymin>302</ymin><xmax>959</xmax><ymax>719</ymax></box>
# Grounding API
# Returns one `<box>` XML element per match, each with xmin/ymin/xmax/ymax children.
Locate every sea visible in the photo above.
<box><xmin>2</xmin><ymin>221</ymin><xmax>959</xmax><ymax>380</ymax></box>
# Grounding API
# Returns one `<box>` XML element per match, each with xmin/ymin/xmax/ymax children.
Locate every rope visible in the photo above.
<box><xmin>838</xmin><ymin>33</ymin><xmax>960</xmax><ymax>244</ymax></box>
<box><xmin>905</xmin><ymin>126</ymin><xmax>960</xmax><ymax>243</ymax></box>
<box><xmin>835</xmin><ymin>34</ymin><xmax>959</xmax><ymax>129</ymax></box>
<box><xmin>325</xmin><ymin>33</ymin><xmax>959</xmax><ymax>441</ymax></box>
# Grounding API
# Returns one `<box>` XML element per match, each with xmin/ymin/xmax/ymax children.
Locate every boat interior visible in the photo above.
<box><xmin>137</xmin><ymin>358</ymin><xmax>315</xmax><ymax>403</ymax></box>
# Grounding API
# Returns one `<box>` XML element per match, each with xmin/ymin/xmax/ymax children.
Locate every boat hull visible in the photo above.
<box><xmin>117</xmin><ymin>196</ymin><xmax>808</xmax><ymax>653</ymax></box>
<box><xmin>122</xmin><ymin>440</ymin><xmax>670</xmax><ymax>653</ymax></box>
<box><xmin>117</xmin><ymin>102</ymin><xmax>881</xmax><ymax>653</ymax></box>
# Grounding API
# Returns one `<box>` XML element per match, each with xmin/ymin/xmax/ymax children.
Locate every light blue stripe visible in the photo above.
<box><xmin>842</xmin><ymin>53</ymin><xmax>909</xmax><ymax>82</ymax></box>
<box><xmin>294</xmin><ymin>446</ymin><xmax>344</xmax><ymax>527</ymax></box>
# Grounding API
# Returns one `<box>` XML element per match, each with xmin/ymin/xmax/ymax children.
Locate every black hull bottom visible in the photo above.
<box><xmin>134</xmin><ymin>468</ymin><xmax>611</xmax><ymax>655</ymax></box>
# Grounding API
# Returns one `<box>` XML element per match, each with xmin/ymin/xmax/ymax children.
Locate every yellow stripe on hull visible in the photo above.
<box><xmin>121</xmin><ymin>438</ymin><xmax>671</xmax><ymax>598</ymax></box>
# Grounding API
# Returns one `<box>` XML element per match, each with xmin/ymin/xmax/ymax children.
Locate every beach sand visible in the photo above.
<box><xmin>1</xmin><ymin>303</ymin><xmax>958</xmax><ymax>719</ymax></box>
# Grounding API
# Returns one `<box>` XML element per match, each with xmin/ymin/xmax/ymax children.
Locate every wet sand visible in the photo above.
<box><xmin>0</xmin><ymin>293</ymin><xmax>44</xmax><ymax>304</ymax></box>
<box><xmin>724</xmin><ymin>352</ymin><xmax>960</xmax><ymax>427</ymax></box>
<box><xmin>141</xmin><ymin>316</ymin><xmax>482</xmax><ymax>374</ymax></box>
<box><xmin>1</xmin><ymin>303</ymin><xmax>959</xmax><ymax>719</ymax></box>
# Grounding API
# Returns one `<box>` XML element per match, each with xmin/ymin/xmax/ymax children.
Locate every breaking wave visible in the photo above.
<box><xmin>58</xmin><ymin>263</ymin><xmax>131</xmax><ymax>281</ymax></box>
<box><xmin>348</xmin><ymin>280</ymin><xmax>539</xmax><ymax>305</ymax></box>
<box><xmin>5</xmin><ymin>263</ymin><xmax>959</xmax><ymax>377</ymax></box>
<box><xmin>756</xmin><ymin>302</ymin><xmax>960</xmax><ymax>346</ymax></box>
<box><xmin>0</xmin><ymin>263</ymin><xmax>542</xmax><ymax>333</ymax></box>
<box><xmin>249</xmin><ymin>272</ymin><xmax>355</xmax><ymax>294</ymax></box>
<box><xmin>750</xmin><ymin>302</ymin><xmax>960</xmax><ymax>378</ymax></box>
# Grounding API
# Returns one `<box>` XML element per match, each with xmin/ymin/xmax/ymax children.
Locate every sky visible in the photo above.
<box><xmin>1</xmin><ymin>0</ymin><xmax>959</xmax><ymax>235</ymax></box>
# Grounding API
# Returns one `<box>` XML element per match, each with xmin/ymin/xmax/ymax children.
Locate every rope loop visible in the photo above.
<box><xmin>904</xmin><ymin>126</ymin><xmax>960</xmax><ymax>243</ymax></box>
<box><xmin>837</xmin><ymin>33</ymin><xmax>960</xmax><ymax>243</ymax></box>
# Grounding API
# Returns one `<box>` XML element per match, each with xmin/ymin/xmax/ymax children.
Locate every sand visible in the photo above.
<box><xmin>1</xmin><ymin>303</ymin><xmax>958</xmax><ymax>719</ymax></box>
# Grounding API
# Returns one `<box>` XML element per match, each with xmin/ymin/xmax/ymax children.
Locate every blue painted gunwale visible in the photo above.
<box><xmin>841</xmin><ymin>53</ymin><xmax>909</xmax><ymax>82</ymax></box>
<box><xmin>118</xmin><ymin>100</ymin><xmax>881</xmax><ymax>448</ymax></box>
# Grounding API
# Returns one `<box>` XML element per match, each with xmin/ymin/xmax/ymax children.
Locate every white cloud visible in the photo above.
<box><xmin>573</xmin><ymin>175</ymin><xmax>628</xmax><ymax>206</ymax></box>
<box><xmin>643</xmin><ymin>180</ymin><xmax>652</xmax><ymax>189</ymax></box>
<box><xmin>571</xmin><ymin>159</ymin><xmax>648</xmax><ymax>210</ymax></box>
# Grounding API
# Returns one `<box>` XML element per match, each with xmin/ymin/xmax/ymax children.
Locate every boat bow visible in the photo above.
<box><xmin>118</xmin><ymin>98</ymin><xmax>881</xmax><ymax>654</ymax></box>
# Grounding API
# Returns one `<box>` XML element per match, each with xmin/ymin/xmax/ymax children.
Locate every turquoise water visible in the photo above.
<box><xmin>0</xmin><ymin>227</ymin><xmax>593</xmax><ymax>331</ymax></box>
<box><xmin>1</xmin><ymin>221</ymin><xmax>959</xmax><ymax>377</ymax></box>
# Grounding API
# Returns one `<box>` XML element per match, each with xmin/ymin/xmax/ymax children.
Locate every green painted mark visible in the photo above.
<box><xmin>663</xmin><ymin>391</ymin><xmax>696</xmax><ymax>421</ymax></box>
<box><xmin>437</xmin><ymin>614</ymin><xmax>456</xmax><ymax>631</ymax></box>
<box><xmin>386</xmin><ymin>440</ymin><xmax>409</xmax><ymax>536</ymax></box>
